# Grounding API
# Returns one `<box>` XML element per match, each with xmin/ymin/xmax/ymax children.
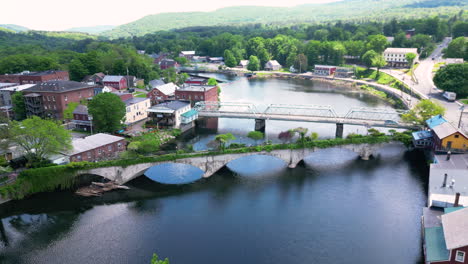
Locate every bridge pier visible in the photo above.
<box><xmin>255</xmin><ymin>119</ymin><xmax>266</xmax><ymax>132</ymax></box>
<box><xmin>335</xmin><ymin>123</ymin><xmax>344</xmax><ymax>138</ymax></box>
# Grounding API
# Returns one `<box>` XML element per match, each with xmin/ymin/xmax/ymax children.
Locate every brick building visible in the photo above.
<box><xmin>175</xmin><ymin>85</ymin><xmax>218</xmax><ymax>106</ymax></box>
<box><xmin>68</xmin><ymin>133</ymin><xmax>126</xmax><ymax>162</ymax></box>
<box><xmin>22</xmin><ymin>81</ymin><xmax>98</xmax><ymax>119</ymax></box>
<box><xmin>102</xmin><ymin>75</ymin><xmax>127</xmax><ymax>90</ymax></box>
<box><xmin>147</xmin><ymin>82</ymin><xmax>178</xmax><ymax>104</ymax></box>
<box><xmin>72</xmin><ymin>105</ymin><xmax>93</xmax><ymax>131</ymax></box>
<box><xmin>0</xmin><ymin>70</ymin><xmax>69</xmax><ymax>84</ymax></box>
<box><xmin>159</xmin><ymin>59</ymin><xmax>179</xmax><ymax>70</ymax></box>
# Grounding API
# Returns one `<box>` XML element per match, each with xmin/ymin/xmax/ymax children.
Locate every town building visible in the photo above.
<box><xmin>432</xmin><ymin>122</ymin><xmax>468</xmax><ymax>153</ymax></box>
<box><xmin>192</xmin><ymin>56</ymin><xmax>208</xmax><ymax>63</ymax></box>
<box><xmin>334</xmin><ymin>67</ymin><xmax>354</xmax><ymax>78</ymax></box>
<box><xmin>0</xmin><ymin>70</ymin><xmax>70</xmax><ymax>84</ymax></box>
<box><xmin>0</xmin><ymin>83</ymin><xmax>18</xmax><ymax>89</ymax></box>
<box><xmin>179</xmin><ymin>51</ymin><xmax>195</xmax><ymax>60</ymax></box>
<box><xmin>67</xmin><ymin>133</ymin><xmax>127</xmax><ymax>163</ymax></box>
<box><xmin>102</xmin><ymin>75</ymin><xmax>127</xmax><ymax>90</ymax></box>
<box><xmin>175</xmin><ymin>85</ymin><xmax>217</xmax><ymax>106</ymax></box>
<box><xmin>208</xmin><ymin>57</ymin><xmax>224</xmax><ymax>63</ymax></box>
<box><xmin>159</xmin><ymin>59</ymin><xmax>179</xmax><ymax>70</ymax></box>
<box><xmin>239</xmin><ymin>60</ymin><xmax>249</xmax><ymax>69</ymax></box>
<box><xmin>383</xmin><ymin>48</ymin><xmax>419</xmax><ymax>68</ymax></box>
<box><xmin>314</xmin><ymin>65</ymin><xmax>337</xmax><ymax>76</ymax></box>
<box><xmin>123</xmin><ymin>97</ymin><xmax>151</xmax><ymax>126</ymax></box>
<box><xmin>185</xmin><ymin>76</ymin><xmax>209</xmax><ymax>86</ymax></box>
<box><xmin>22</xmin><ymin>81</ymin><xmax>97</xmax><ymax>119</ymax></box>
<box><xmin>147</xmin><ymin>100</ymin><xmax>192</xmax><ymax>129</ymax></box>
<box><xmin>147</xmin><ymin>82</ymin><xmax>178</xmax><ymax>104</ymax></box>
<box><xmin>264</xmin><ymin>60</ymin><xmax>282</xmax><ymax>71</ymax></box>
<box><xmin>423</xmin><ymin>207</ymin><xmax>468</xmax><ymax>264</ymax></box>
<box><xmin>405</xmin><ymin>28</ymin><xmax>416</xmax><ymax>39</ymax></box>
<box><xmin>94</xmin><ymin>86</ymin><xmax>118</xmax><ymax>95</ymax></box>
<box><xmin>412</xmin><ymin>130</ymin><xmax>434</xmax><ymax>148</ymax></box>
<box><xmin>81</xmin><ymin>72</ymin><xmax>105</xmax><ymax>85</ymax></box>
<box><xmin>72</xmin><ymin>104</ymin><xmax>93</xmax><ymax>132</ymax></box>
<box><xmin>149</xmin><ymin>79</ymin><xmax>165</xmax><ymax>89</ymax></box>
<box><xmin>0</xmin><ymin>84</ymin><xmax>35</xmax><ymax>107</ymax></box>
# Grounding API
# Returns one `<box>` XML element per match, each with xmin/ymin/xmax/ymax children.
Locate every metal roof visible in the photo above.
<box><xmin>180</xmin><ymin>51</ymin><xmax>195</xmax><ymax>55</ymax></box>
<box><xmin>147</xmin><ymin>101</ymin><xmax>190</xmax><ymax>114</ymax></box>
<box><xmin>266</xmin><ymin>60</ymin><xmax>281</xmax><ymax>67</ymax></box>
<box><xmin>181</xmin><ymin>109</ymin><xmax>198</xmax><ymax>118</ymax></box>
<box><xmin>103</xmin><ymin>75</ymin><xmax>125</xmax><ymax>82</ymax></box>
<box><xmin>426</xmin><ymin>115</ymin><xmax>447</xmax><ymax>129</ymax></box>
<box><xmin>177</xmin><ymin>85</ymin><xmax>216</xmax><ymax>92</ymax></box>
<box><xmin>24</xmin><ymin>81</ymin><xmax>95</xmax><ymax>93</ymax></box>
<box><xmin>444</xmin><ymin>207</ymin><xmax>465</xmax><ymax>214</ymax></box>
<box><xmin>384</xmin><ymin>48</ymin><xmax>418</xmax><ymax>54</ymax></box>
<box><xmin>153</xmin><ymin>82</ymin><xmax>178</xmax><ymax>96</ymax></box>
<box><xmin>72</xmin><ymin>104</ymin><xmax>88</xmax><ymax>115</ymax></box>
<box><xmin>432</xmin><ymin>122</ymin><xmax>460</xmax><ymax>139</ymax></box>
<box><xmin>0</xmin><ymin>84</ymin><xmax>35</xmax><ymax>92</ymax></box>
<box><xmin>412</xmin><ymin>130</ymin><xmax>433</xmax><ymax>140</ymax></box>
<box><xmin>68</xmin><ymin>133</ymin><xmax>125</xmax><ymax>156</ymax></box>
<box><xmin>149</xmin><ymin>79</ymin><xmax>165</xmax><ymax>88</ymax></box>
<box><xmin>442</xmin><ymin>207</ymin><xmax>468</xmax><ymax>249</ymax></box>
<box><xmin>123</xmin><ymin>97</ymin><xmax>149</xmax><ymax>106</ymax></box>
<box><xmin>424</xmin><ymin>227</ymin><xmax>450</xmax><ymax>262</ymax></box>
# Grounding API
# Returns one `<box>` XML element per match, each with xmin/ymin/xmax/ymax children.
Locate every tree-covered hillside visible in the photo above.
<box><xmin>0</xmin><ymin>24</ymin><xmax>29</xmax><ymax>32</ymax></box>
<box><xmin>101</xmin><ymin>0</ymin><xmax>467</xmax><ymax>38</ymax></box>
<box><xmin>66</xmin><ymin>25</ymin><xmax>117</xmax><ymax>34</ymax></box>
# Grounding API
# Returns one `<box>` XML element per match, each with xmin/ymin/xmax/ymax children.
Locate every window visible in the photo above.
<box><xmin>77</xmin><ymin>155</ymin><xmax>82</xmax><ymax>161</ymax></box>
<box><xmin>64</xmin><ymin>95</ymin><xmax>68</xmax><ymax>101</ymax></box>
<box><xmin>44</xmin><ymin>105</ymin><xmax>48</xmax><ymax>110</ymax></box>
<box><xmin>455</xmin><ymin>135</ymin><xmax>459</xmax><ymax>138</ymax></box>
<box><xmin>118</xmin><ymin>142</ymin><xmax>122</xmax><ymax>149</ymax></box>
<box><xmin>87</xmin><ymin>152</ymin><xmax>91</xmax><ymax>159</ymax></box>
<box><xmin>98</xmin><ymin>149</ymin><xmax>102</xmax><ymax>155</ymax></box>
<box><xmin>52</xmin><ymin>96</ymin><xmax>55</xmax><ymax>102</ymax></box>
<box><xmin>456</xmin><ymin>251</ymin><xmax>465</xmax><ymax>262</ymax></box>
<box><xmin>108</xmin><ymin>145</ymin><xmax>113</xmax><ymax>151</ymax></box>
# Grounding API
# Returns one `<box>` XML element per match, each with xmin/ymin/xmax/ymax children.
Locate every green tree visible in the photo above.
<box><xmin>444</xmin><ymin>37</ymin><xmax>467</xmax><ymax>60</ymax></box>
<box><xmin>223</xmin><ymin>50</ymin><xmax>237</xmax><ymax>67</ymax></box>
<box><xmin>151</xmin><ymin>254</ymin><xmax>169</xmax><ymax>264</ymax></box>
<box><xmin>291</xmin><ymin>127</ymin><xmax>308</xmax><ymax>146</ymax></box>
<box><xmin>11</xmin><ymin>92</ymin><xmax>26</xmax><ymax>121</ymax></box>
<box><xmin>294</xmin><ymin>53</ymin><xmax>308</xmax><ymax>73</ymax></box>
<box><xmin>452</xmin><ymin>21</ymin><xmax>468</xmax><ymax>38</ymax></box>
<box><xmin>402</xmin><ymin>99</ymin><xmax>446</xmax><ymax>125</ymax></box>
<box><xmin>247</xmin><ymin>55</ymin><xmax>260</xmax><ymax>71</ymax></box>
<box><xmin>247</xmin><ymin>131</ymin><xmax>264</xmax><ymax>145</ymax></box>
<box><xmin>63</xmin><ymin>102</ymin><xmax>79</xmax><ymax>120</ymax></box>
<box><xmin>362</xmin><ymin>50</ymin><xmax>377</xmax><ymax>69</ymax></box>
<box><xmin>214</xmin><ymin>133</ymin><xmax>236</xmax><ymax>151</ymax></box>
<box><xmin>372</xmin><ymin>54</ymin><xmax>387</xmax><ymax>77</ymax></box>
<box><xmin>366</xmin><ymin>34</ymin><xmax>388</xmax><ymax>53</ymax></box>
<box><xmin>10</xmin><ymin>116</ymin><xmax>72</xmax><ymax>163</ymax></box>
<box><xmin>207</xmin><ymin>78</ymin><xmax>218</xmax><ymax>86</ymax></box>
<box><xmin>176</xmin><ymin>72</ymin><xmax>189</xmax><ymax>85</ymax></box>
<box><xmin>0</xmin><ymin>117</ymin><xmax>11</xmax><ymax>153</ymax></box>
<box><xmin>433</xmin><ymin>63</ymin><xmax>468</xmax><ymax>97</ymax></box>
<box><xmin>88</xmin><ymin>92</ymin><xmax>126</xmax><ymax>133</ymax></box>
<box><xmin>174</xmin><ymin>57</ymin><xmax>188</xmax><ymax>66</ymax></box>
<box><xmin>405</xmin><ymin>53</ymin><xmax>417</xmax><ymax>67</ymax></box>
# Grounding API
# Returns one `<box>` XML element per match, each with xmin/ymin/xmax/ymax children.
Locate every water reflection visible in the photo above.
<box><xmin>144</xmin><ymin>163</ymin><xmax>204</xmax><ymax>184</ymax></box>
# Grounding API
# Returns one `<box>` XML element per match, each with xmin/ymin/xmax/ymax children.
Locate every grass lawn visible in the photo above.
<box><xmin>133</xmin><ymin>92</ymin><xmax>147</xmax><ymax>98</ymax></box>
<box><xmin>461</xmin><ymin>99</ymin><xmax>468</xmax><ymax>105</ymax></box>
<box><xmin>432</xmin><ymin>62</ymin><xmax>446</xmax><ymax>72</ymax></box>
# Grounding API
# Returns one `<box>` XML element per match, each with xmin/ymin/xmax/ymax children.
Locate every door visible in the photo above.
<box><xmin>446</xmin><ymin>141</ymin><xmax>452</xmax><ymax>149</ymax></box>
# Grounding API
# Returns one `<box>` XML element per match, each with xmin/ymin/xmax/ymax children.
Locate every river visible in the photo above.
<box><xmin>0</xmin><ymin>76</ymin><xmax>427</xmax><ymax>264</ymax></box>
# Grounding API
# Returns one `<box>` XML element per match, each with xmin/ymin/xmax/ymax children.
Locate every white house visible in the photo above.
<box><xmin>383</xmin><ymin>47</ymin><xmax>419</xmax><ymax>68</ymax></box>
<box><xmin>123</xmin><ymin>97</ymin><xmax>151</xmax><ymax>125</ymax></box>
<box><xmin>147</xmin><ymin>101</ymin><xmax>191</xmax><ymax>129</ymax></box>
<box><xmin>264</xmin><ymin>60</ymin><xmax>282</xmax><ymax>71</ymax></box>
<box><xmin>239</xmin><ymin>60</ymin><xmax>249</xmax><ymax>69</ymax></box>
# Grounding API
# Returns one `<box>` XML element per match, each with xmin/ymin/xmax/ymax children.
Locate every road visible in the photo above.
<box><xmin>382</xmin><ymin>37</ymin><xmax>467</xmax><ymax>133</ymax></box>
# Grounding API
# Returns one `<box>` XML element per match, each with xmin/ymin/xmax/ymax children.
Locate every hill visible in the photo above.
<box><xmin>0</xmin><ymin>24</ymin><xmax>29</xmax><ymax>32</ymax></box>
<box><xmin>66</xmin><ymin>25</ymin><xmax>117</xmax><ymax>34</ymax></box>
<box><xmin>101</xmin><ymin>0</ymin><xmax>467</xmax><ymax>38</ymax></box>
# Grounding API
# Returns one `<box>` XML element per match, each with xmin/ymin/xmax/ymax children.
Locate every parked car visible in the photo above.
<box><xmin>442</xmin><ymin>91</ymin><xmax>456</xmax><ymax>102</ymax></box>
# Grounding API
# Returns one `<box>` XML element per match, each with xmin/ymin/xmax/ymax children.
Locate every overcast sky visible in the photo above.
<box><xmin>1</xmin><ymin>0</ymin><xmax>338</xmax><ymax>31</ymax></box>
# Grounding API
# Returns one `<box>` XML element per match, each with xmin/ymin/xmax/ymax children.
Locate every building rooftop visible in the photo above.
<box><xmin>181</xmin><ymin>109</ymin><xmax>198</xmax><ymax>118</ymax></box>
<box><xmin>123</xmin><ymin>97</ymin><xmax>149</xmax><ymax>106</ymax></box>
<box><xmin>432</xmin><ymin>122</ymin><xmax>462</xmax><ymax>139</ymax></box>
<box><xmin>0</xmin><ymin>83</ymin><xmax>18</xmax><ymax>89</ymax></box>
<box><xmin>68</xmin><ymin>133</ymin><xmax>125</xmax><ymax>156</ymax></box>
<box><xmin>147</xmin><ymin>101</ymin><xmax>190</xmax><ymax>114</ymax></box>
<box><xmin>426</xmin><ymin>115</ymin><xmax>448</xmax><ymax>129</ymax></box>
<box><xmin>266</xmin><ymin>60</ymin><xmax>281</xmax><ymax>66</ymax></box>
<box><xmin>424</xmin><ymin>227</ymin><xmax>450</xmax><ymax>262</ymax></box>
<box><xmin>153</xmin><ymin>82</ymin><xmax>178</xmax><ymax>96</ymax></box>
<box><xmin>384</xmin><ymin>47</ymin><xmax>418</xmax><ymax>54</ymax></box>
<box><xmin>315</xmin><ymin>65</ymin><xmax>337</xmax><ymax>68</ymax></box>
<box><xmin>239</xmin><ymin>60</ymin><xmax>249</xmax><ymax>66</ymax></box>
<box><xmin>24</xmin><ymin>81</ymin><xmax>95</xmax><ymax>93</ymax></box>
<box><xmin>412</xmin><ymin>130</ymin><xmax>433</xmax><ymax>140</ymax></box>
<box><xmin>180</xmin><ymin>51</ymin><xmax>195</xmax><ymax>55</ymax></box>
<box><xmin>441</xmin><ymin>207</ymin><xmax>468</xmax><ymax>249</ymax></box>
<box><xmin>149</xmin><ymin>79</ymin><xmax>165</xmax><ymax>88</ymax></box>
<box><xmin>432</xmin><ymin>153</ymin><xmax>468</xmax><ymax>170</ymax></box>
<box><xmin>103</xmin><ymin>75</ymin><xmax>125</xmax><ymax>82</ymax></box>
<box><xmin>72</xmin><ymin>105</ymin><xmax>88</xmax><ymax>115</ymax></box>
<box><xmin>177</xmin><ymin>85</ymin><xmax>216</xmax><ymax>92</ymax></box>
<box><xmin>0</xmin><ymin>84</ymin><xmax>36</xmax><ymax>92</ymax></box>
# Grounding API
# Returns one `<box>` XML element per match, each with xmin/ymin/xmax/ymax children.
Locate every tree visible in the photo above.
<box><xmin>174</xmin><ymin>57</ymin><xmax>188</xmax><ymax>66</ymax></box>
<box><xmin>10</xmin><ymin>116</ymin><xmax>72</xmax><ymax>163</ymax></box>
<box><xmin>444</xmin><ymin>37</ymin><xmax>467</xmax><ymax>60</ymax></box>
<box><xmin>214</xmin><ymin>133</ymin><xmax>236</xmax><ymax>151</ymax></box>
<box><xmin>11</xmin><ymin>92</ymin><xmax>26</xmax><ymax>121</ymax></box>
<box><xmin>88</xmin><ymin>92</ymin><xmax>126</xmax><ymax>133</ymax></box>
<box><xmin>247</xmin><ymin>55</ymin><xmax>260</xmax><ymax>71</ymax></box>
<box><xmin>176</xmin><ymin>72</ymin><xmax>189</xmax><ymax>85</ymax></box>
<box><xmin>405</xmin><ymin>53</ymin><xmax>417</xmax><ymax>67</ymax></box>
<box><xmin>247</xmin><ymin>131</ymin><xmax>264</xmax><ymax>145</ymax></box>
<box><xmin>207</xmin><ymin>78</ymin><xmax>218</xmax><ymax>86</ymax></box>
<box><xmin>372</xmin><ymin>54</ymin><xmax>387</xmax><ymax>77</ymax></box>
<box><xmin>223</xmin><ymin>50</ymin><xmax>237</xmax><ymax>67</ymax></box>
<box><xmin>151</xmin><ymin>254</ymin><xmax>169</xmax><ymax>264</ymax></box>
<box><xmin>452</xmin><ymin>21</ymin><xmax>468</xmax><ymax>38</ymax></box>
<box><xmin>63</xmin><ymin>102</ymin><xmax>79</xmax><ymax>120</ymax></box>
<box><xmin>366</xmin><ymin>34</ymin><xmax>388</xmax><ymax>53</ymax></box>
<box><xmin>362</xmin><ymin>50</ymin><xmax>377</xmax><ymax>69</ymax></box>
<box><xmin>0</xmin><ymin>117</ymin><xmax>11</xmax><ymax>153</ymax></box>
<box><xmin>402</xmin><ymin>99</ymin><xmax>446</xmax><ymax>125</ymax></box>
<box><xmin>433</xmin><ymin>63</ymin><xmax>468</xmax><ymax>97</ymax></box>
<box><xmin>69</xmin><ymin>59</ymin><xmax>88</xmax><ymax>81</ymax></box>
<box><xmin>291</xmin><ymin>127</ymin><xmax>308</xmax><ymax>146</ymax></box>
<box><xmin>294</xmin><ymin>53</ymin><xmax>308</xmax><ymax>73</ymax></box>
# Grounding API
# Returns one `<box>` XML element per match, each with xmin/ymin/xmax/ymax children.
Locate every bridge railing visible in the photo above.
<box><xmin>344</xmin><ymin>107</ymin><xmax>408</xmax><ymax>122</ymax></box>
<box><xmin>194</xmin><ymin>101</ymin><xmax>260</xmax><ymax>115</ymax></box>
<box><xmin>263</xmin><ymin>104</ymin><xmax>339</xmax><ymax>118</ymax></box>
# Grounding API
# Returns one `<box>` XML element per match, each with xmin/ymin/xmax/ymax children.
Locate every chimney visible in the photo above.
<box><xmin>442</xmin><ymin>173</ymin><xmax>448</xmax><ymax>187</ymax></box>
<box><xmin>446</xmin><ymin>151</ymin><xmax>451</xmax><ymax>161</ymax></box>
<box><xmin>454</xmin><ymin>193</ymin><xmax>460</xmax><ymax>207</ymax></box>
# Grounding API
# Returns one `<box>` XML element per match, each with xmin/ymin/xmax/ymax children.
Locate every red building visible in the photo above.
<box><xmin>175</xmin><ymin>85</ymin><xmax>217</xmax><ymax>106</ymax></box>
<box><xmin>68</xmin><ymin>133</ymin><xmax>127</xmax><ymax>162</ymax></box>
<box><xmin>314</xmin><ymin>65</ymin><xmax>337</xmax><ymax>76</ymax></box>
<box><xmin>159</xmin><ymin>59</ymin><xmax>179</xmax><ymax>70</ymax></box>
<box><xmin>147</xmin><ymin>82</ymin><xmax>177</xmax><ymax>105</ymax></box>
<box><xmin>102</xmin><ymin>75</ymin><xmax>127</xmax><ymax>90</ymax></box>
<box><xmin>0</xmin><ymin>70</ymin><xmax>69</xmax><ymax>84</ymax></box>
<box><xmin>23</xmin><ymin>81</ymin><xmax>98</xmax><ymax>119</ymax></box>
<box><xmin>185</xmin><ymin>76</ymin><xmax>208</xmax><ymax>85</ymax></box>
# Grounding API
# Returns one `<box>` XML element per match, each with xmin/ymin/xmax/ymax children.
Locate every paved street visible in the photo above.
<box><xmin>382</xmin><ymin>37</ymin><xmax>467</xmax><ymax>133</ymax></box>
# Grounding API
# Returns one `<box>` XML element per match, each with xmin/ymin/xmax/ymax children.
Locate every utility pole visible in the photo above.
<box><xmin>459</xmin><ymin>105</ymin><xmax>465</xmax><ymax>129</ymax></box>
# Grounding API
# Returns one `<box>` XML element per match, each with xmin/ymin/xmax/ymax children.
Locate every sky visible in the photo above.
<box><xmin>0</xmin><ymin>0</ymin><xmax>339</xmax><ymax>31</ymax></box>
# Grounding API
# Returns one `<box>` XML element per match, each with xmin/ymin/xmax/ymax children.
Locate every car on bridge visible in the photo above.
<box><xmin>384</xmin><ymin>120</ymin><xmax>398</xmax><ymax>125</ymax></box>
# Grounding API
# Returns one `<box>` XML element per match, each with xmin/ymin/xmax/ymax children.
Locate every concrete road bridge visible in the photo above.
<box><xmin>81</xmin><ymin>143</ymin><xmax>389</xmax><ymax>185</ymax></box>
<box><xmin>194</xmin><ymin>102</ymin><xmax>418</xmax><ymax>137</ymax></box>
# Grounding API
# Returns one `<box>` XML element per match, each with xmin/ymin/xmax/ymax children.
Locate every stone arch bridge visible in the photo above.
<box><xmin>80</xmin><ymin>143</ymin><xmax>389</xmax><ymax>185</ymax></box>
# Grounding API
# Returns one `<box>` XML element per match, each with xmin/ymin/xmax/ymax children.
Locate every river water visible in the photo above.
<box><xmin>0</xmin><ymin>77</ymin><xmax>427</xmax><ymax>264</ymax></box>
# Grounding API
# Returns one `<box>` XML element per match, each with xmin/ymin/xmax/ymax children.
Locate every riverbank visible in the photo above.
<box><xmin>0</xmin><ymin>133</ymin><xmax>411</xmax><ymax>202</ymax></box>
